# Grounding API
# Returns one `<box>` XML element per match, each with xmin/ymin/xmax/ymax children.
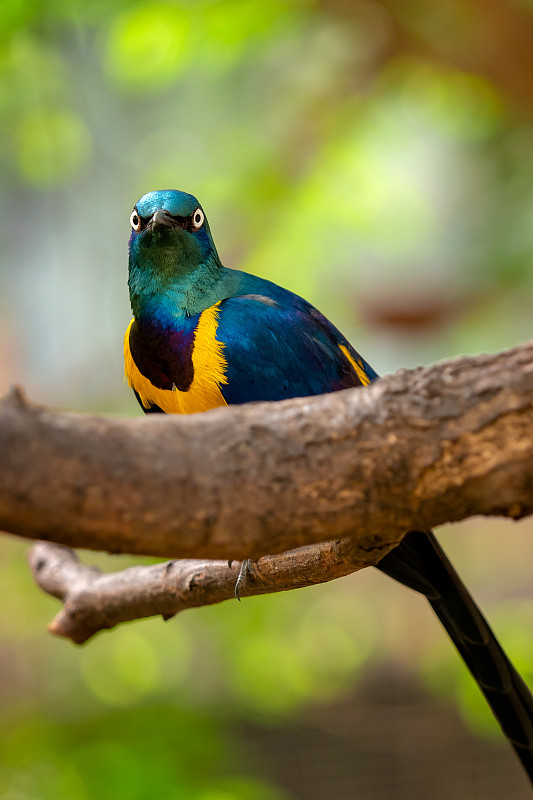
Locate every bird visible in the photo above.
<box><xmin>124</xmin><ymin>188</ymin><xmax>533</xmax><ymax>783</ymax></box>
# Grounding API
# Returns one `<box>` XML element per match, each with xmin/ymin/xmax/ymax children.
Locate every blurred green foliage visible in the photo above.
<box><xmin>2</xmin><ymin>0</ymin><xmax>533</xmax><ymax>796</ymax></box>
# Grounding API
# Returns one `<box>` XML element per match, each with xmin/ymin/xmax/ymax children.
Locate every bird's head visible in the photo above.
<box><xmin>129</xmin><ymin>189</ymin><xmax>219</xmax><ymax>269</ymax></box>
<box><xmin>128</xmin><ymin>190</ymin><xmax>222</xmax><ymax>316</ymax></box>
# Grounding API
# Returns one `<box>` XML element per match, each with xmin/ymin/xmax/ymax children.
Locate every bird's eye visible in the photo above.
<box><xmin>192</xmin><ymin>208</ymin><xmax>204</xmax><ymax>230</ymax></box>
<box><xmin>130</xmin><ymin>210</ymin><xmax>142</xmax><ymax>232</ymax></box>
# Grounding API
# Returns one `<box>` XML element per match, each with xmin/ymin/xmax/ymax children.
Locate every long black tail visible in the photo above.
<box><xmin>376</xmin><ymin>529</ymin><xmax>533</xmax><ymax>783</ymax></box>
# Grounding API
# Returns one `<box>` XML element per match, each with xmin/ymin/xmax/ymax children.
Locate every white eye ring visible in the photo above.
<box><xmin>192</xmin><ymin>208</ymin><xmax>204</xmax><ymax>230</ymax></box>
<box><xmin>130</xmin><ymin>210</ymin><xmax>141</xmax><ymax>232</ymax></box>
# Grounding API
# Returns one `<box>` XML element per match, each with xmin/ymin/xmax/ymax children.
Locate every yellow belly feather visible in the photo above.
<box><xmin>124</xmin><ymin>302</ymin><xmax>228</xmax><ymax>414</ymax></box>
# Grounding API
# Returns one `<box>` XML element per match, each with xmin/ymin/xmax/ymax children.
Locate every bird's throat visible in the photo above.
<box><xmin>128</xmin><ymin>253</ymin><xmax>225</xmax><ymax>321</ymax></box>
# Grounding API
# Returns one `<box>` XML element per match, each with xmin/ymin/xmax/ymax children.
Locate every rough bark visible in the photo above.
<box><xmin>2</xmin><ymin>341</ymin><xmax>533</xmax><ymax>565</ymax></box>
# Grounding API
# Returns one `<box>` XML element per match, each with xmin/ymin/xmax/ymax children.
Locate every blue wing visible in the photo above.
<box><xmin>216</xmin><ymin>287</ymin><xmax>378</xmax><ymax>405</ymax></box>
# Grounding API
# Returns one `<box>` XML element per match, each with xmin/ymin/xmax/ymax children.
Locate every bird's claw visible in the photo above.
<box><xmin>234</xmin><ymin>558</ymin><xmax>254</xmax><ymax>601</ymax></box>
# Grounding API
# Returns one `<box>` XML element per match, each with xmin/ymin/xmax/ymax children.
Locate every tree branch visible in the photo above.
<box><xmin>3</xmin><ymin>341</ymin><xmax>533</xmax><ymax>566</ymax></box>
<box><xmin>27</xmin><ymin>538</ymin><xmax>367</xmax><ymax>644</ymax></box>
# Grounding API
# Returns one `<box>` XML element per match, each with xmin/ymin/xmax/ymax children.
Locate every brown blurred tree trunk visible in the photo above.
<box><xmin>326</xmin><ymin>0</ymin><xmax>533</xmax><ymax>116</ymax></box>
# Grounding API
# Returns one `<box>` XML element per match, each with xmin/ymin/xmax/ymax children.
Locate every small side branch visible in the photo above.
<box><xmin>28</xmin><ymin>537</ymin><xmax>370</xmax><ymax>644</ymax></box>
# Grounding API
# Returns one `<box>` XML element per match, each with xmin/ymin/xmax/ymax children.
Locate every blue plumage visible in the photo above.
<box><xmin>125</xmin><ymin>187</ymin><xmax>378</xmax><ymax>408</ymax></box>
<box><xmin>214</xmin><ymin>274</ymin><xmax>378</xmax><ymax>403</ymax></box>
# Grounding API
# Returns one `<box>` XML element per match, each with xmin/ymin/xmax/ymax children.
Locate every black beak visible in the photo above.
<box><xmin>148</xmin><ymin>209</ymin><xmax>180</xmax><ymax>230</ymax></box>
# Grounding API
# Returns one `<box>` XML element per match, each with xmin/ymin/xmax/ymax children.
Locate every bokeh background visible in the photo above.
<box><xmin>2</xmin><ymin>1</ymin><xmax>533</xmax><ymax>797</ymax></box>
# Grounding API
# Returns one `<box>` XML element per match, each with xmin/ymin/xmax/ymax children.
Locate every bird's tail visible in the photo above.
<box><xmin>376</xmin><ymin>529</ymin><xmax>533</xmax><ymax>782</ymax></box>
